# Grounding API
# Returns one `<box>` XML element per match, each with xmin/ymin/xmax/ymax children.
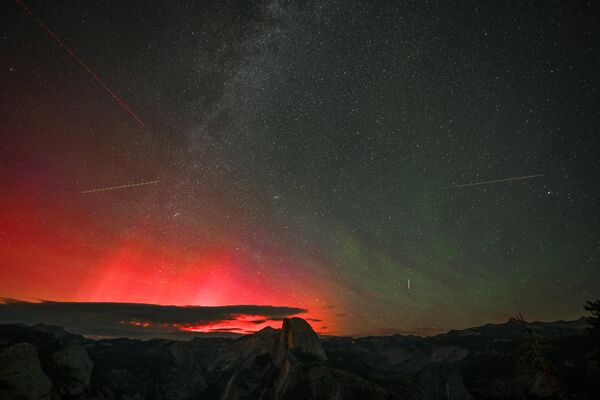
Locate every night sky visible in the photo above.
<box><xmin>1</xmin><ymin>0</ymin><xmax>599</xmax><ymax>337</ymax></box>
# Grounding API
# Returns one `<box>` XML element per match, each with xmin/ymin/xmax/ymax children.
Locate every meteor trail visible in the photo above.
<box><xmin>81</xmin><ymin>180</ymin><xmax>160</xmax><ymax>194</ymax></box>
<box><xmin>441</xmin><ymin>174</ymin><xmax>544</xmax><ymax>190</ymax></box>
<box><xmin>15</xmin><ymin>0</ymin><xmax>145</xmax><ymax>127</ymax></box>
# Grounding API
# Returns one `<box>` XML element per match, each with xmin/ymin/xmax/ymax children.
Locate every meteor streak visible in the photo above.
<box><xmin>441</xmin><ymin>174</ymin><xmax>544</xmax><ymax>190</ymax></box>
<box><xmin>81</xmin><ymin>180</ymin><xmax>160</xmax><ymax>194</ymax></box>
<box><xmin>15</xmin><ymin>0</ymin><xmax>145</xmax><ymax>127</ymax></box>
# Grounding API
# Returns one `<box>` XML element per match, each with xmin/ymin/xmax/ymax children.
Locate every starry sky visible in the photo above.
<box><xmin>1</xmin><ymin>0</ymin><xmax>599</xmax><ymax>337</ymax></box>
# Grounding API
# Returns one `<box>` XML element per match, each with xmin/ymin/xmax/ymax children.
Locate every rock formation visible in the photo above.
<box><xmin>0</xmin><ymin>316</ymin><xmax>597</xmax><ymax>399</ymax></box>
<box><xmin>52</xmin><ymin>344</ymin><xmax>93</xmax><ymax>397</ymax></box>
<box><xmin>272</xmin><ymin>317</ymin><xmax>328</xmax><ymax>366</ymax></box>
<box><xmin>0</xmin><ymin>343</ymin><xmax>52</xmax><ymax>400</ymax></box>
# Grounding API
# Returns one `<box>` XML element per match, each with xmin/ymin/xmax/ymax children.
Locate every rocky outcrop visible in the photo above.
<box><xmin>0</xmin><ymin>317</ymin><xmax>598</xmax><ymax>400</ymax></box>
<box><xmin>32</xmin><ymin>323</ymin><xmax>85</xmax><ymax>344</ymax></box>
<box><xmin>52</xmin><ymin>344</ymin><xmax>93</xmax><ymax>397</ymax></box>
<box><xmin>412</xmin><ymin>364</ymin><xmax>472</xmax><ymax>400</ymax></box>
<box><xmin>167</xmin><ymin>342</ymin><xmax>209</xmax><ymax>399</ymax></box>
<box><xmin>88</xmin><ymin>338</ymin><xmax>210</xmax><ymax>400</ymax></box>
<box><xmin>217</xmin><ymin>318</ymin><xmax>395</xmax><ymax>400</ymax></box>
<box><xmin>0</xmin><ymin>343</ymin><xmax>52</xmax><ymax>400</ymax></box>
<box><xmin>276</xmin><ymin>361</ymin><xmax>398</xmax><ymax>400</ymax></box>
<box><xmin>272</xmin><ymin>318</ymin><xmax>327</xmax><ymax>366</ymax></box>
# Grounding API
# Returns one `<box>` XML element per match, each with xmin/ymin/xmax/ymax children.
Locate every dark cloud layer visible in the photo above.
<box><xmin>0</xmin><ymin>299</ymin><xmax>306</xmax><ymax>339</ymax></box>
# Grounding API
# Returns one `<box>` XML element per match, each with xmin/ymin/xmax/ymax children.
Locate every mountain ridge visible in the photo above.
<box><xmin>0</xmin><ymin>316</ymin><xmax>598</xmax><ymax>400</ymax></box>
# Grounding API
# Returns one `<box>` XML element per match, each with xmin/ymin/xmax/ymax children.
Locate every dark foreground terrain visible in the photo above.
<box><xmin>0</xmin><ymin>317</ymin><xmax>598</xmax><ymax>400</ymax></box>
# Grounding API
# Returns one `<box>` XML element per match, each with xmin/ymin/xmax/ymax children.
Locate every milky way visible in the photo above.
<box><xmin>1</xmin><ymin>0</ymin><xmax>599</xmax><ymax>336</ymax></box>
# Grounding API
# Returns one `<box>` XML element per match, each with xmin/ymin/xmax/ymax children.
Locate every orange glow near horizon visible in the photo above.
<box><xmin>120</xmin><ymin>313</ymin><xmax>329</xmax><ymax>335</ymax></box>
<box><xmin>122</xmin><ymin>314</ymin><xmax>319</xmax><ymax>336</ymax></box>
<box><xmin>174</xmin><ymin>314</ymin><xmax>323</xmax><ymax>335</ymax></box>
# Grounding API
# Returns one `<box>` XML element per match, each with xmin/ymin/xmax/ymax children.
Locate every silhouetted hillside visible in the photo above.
<box><xmin>1</xmin><ymin>317</ymin><xmax>599</xmax><ymax>400</ymax></box>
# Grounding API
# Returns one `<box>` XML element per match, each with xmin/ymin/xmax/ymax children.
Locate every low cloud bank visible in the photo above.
<box><xmin>0</xmin><ymin>298</ymin><xmax>306</xmax><ymax>339</ymax></box>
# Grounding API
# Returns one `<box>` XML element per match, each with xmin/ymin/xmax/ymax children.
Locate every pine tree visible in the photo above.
<box><xmin>584</xmin><ymin>300</ymin><xmax>600</xmax><ymax>339</ymax></box>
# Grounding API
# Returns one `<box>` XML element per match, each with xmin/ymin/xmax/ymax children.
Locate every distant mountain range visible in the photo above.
<box><xmin>0</xmin><ymin>316</ymin><xmax>598</xmax><ymax>400</ymax></box>
<box><xmin>443</xmin><ymin>316</ymin><xmax>589</xmax><ymax>338</ymax></box>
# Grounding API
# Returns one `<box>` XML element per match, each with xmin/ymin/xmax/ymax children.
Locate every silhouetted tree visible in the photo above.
<box><xmin>584</xmin><ymin>300</ymin><xmax>600</xmax><ymax>340</ymax></box>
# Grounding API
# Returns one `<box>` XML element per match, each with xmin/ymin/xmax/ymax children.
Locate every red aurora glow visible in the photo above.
<box><xmin>0</xmin><ymin>185</ymin><xmax>337</xmax><ymax>335</ymax></box>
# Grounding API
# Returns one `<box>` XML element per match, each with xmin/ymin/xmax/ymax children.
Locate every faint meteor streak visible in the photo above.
<box><xmin>81</xmin><ymin>180</ymin><xmax>160</xmax><ymax>194</ymax></box>
<box><xmin>441</xmin><ymin>174</ymin><xmax>544</xmax><ymax>190</ymax></box>
<box><xmin>15</xmin><ymin>0</ymin><xmax>145</xmax><ymax>127</ymax></box>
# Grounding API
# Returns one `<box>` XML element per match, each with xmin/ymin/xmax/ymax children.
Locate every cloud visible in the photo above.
<box><xmin>210</xmin><ymin>328</ymin><xmax>242</xmax><ymax>332</ymax></box>
<box><xmin>0</xmin><ymin>299</ymin><xmax>306</xmax><ymax>340</ymax></box>
<box><xmin>248</xmin><ymin>319</ymin><xmax>267</xmax><ymax>324</ymax></box>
